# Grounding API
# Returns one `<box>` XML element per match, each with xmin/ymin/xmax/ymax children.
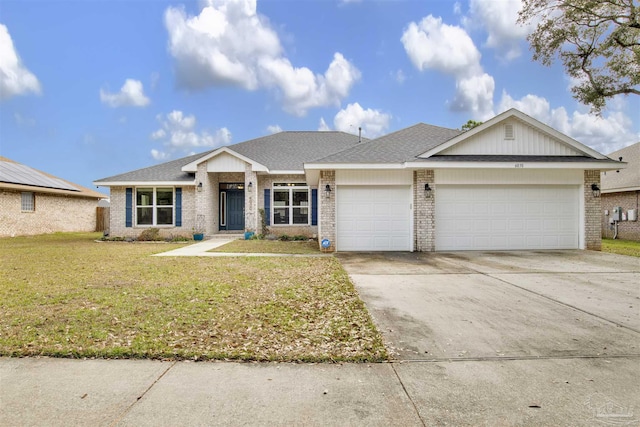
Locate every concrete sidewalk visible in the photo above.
<box><xmin>153</xmin><ymin>237</ymin><xmax>331</xmax><ymax>257</ymax></box>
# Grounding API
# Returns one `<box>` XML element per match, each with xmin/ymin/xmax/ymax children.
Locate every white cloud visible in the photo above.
<box><xmin>0</xmin><ymin>24</ymin><xmax>41</xmax><ymax>100</ymax></box>
<box><xmin>150</xmin><ymin>110</ymin><xmax>231</xmax><ymax>159</ymax></box>
<box><xmin>266</xmin><ymin>124</ymin><xmax>282</xmax><ymax>134</ymax></box>
<box><xmin>401</xmin><ymin>15</ymin><xmax>481</xmax><ymax>78</ymax></box>
<box><xmin>151</xmin><ymin>149</ymin><xmax>169</xmax><ymax>161</ymax></box>
<box><xmin>100</xmin><ymin>79</ymin><xmax>150</xmax><ymax>108</ymax></box>
<box><xmin>394</xmin><ymin>69</ymin><xmax>406</xmax><ymax>84</ymax></box>
<box><xmin>333</xmin><ymin>103</ymin><xmax>391</xmax><ymax>138</ymax></box>
<box><xmin>498</xmin><ymin>91</ymin><xmax>638</xmax><ymax>153</ymax></box>
<box><xmin>164</xmin><ymin>1</ymin><xmax>360</xmax><ymax>116</ymax></box>
<box><xmin>401</xmin><ymin>14</ymin><xmax>494</xmax><ymax>119</ymax></box>
<box><xmin>465</xmin><ymin>0</ymin><xmax>534</xmax><ymax>60</ymax></box>
<box><xmin>318</xmin><ymin>117</ymin><xmax>331</xmax><ymax>131</ymax></box>
<box><xmin>14</xmin><ymin>112</ymin><xmax>36</xmax><ymax>127</ymax></box>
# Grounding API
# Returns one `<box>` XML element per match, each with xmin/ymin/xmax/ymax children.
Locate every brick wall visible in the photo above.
<box><xmin>584</xmin><ymin>170</ymin><xmax>602</xmax><ymax>250</ymax></box>
<box><xmin>413</xmin><ymin>170</ymin><xmax>435</xmax><ymax>251</ymax></box>
<box><xmin>108</xmin><ymin>186</ymin><xmax>195</xmax><ymax>239</ymax></box>
<box><xmin>0</xmin><ymin>189</ymin><xmax>98</xmax><ymax>237</ymax></box>
<box><xmin>318</xmin><ymin>170</ymin><xmax>336</xmax><ymax>252</ymax></box>
<box><xmin>601</xmin><ymin>191</ymin><xmax>640</xmax><ymax>241</ymax></box>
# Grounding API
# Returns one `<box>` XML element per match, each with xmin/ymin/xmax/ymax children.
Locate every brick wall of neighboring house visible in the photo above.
<box><xmin>0</xmin><ymin>189</ymin><xmax>98</xmax><ymax>237</ymax></box>
<box><xmin>414</xmin><ymin>170</ymin><xmax>435</xmax><ymax>252</ymax></box>
<box><xmin>584</xmin><ymin>170</ymin><xmax>602</xmax><ymax>250</ymax></box>
<box><xmin>108</xmin><ymin>186</ymin><xmax>195</xmax><ymax>239</ymax></box>
<box><xmin>318</xmin><ymin>170</ymin><xmax>336</xmax><ymax>252</ymax></box>
<box><xmin>601</xmin><ymin>190</ymin><xmax>640</xmax><ymax>241</ymax></box>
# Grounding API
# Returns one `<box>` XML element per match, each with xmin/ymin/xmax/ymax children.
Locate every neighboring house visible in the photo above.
<box><xmin>601</xmin><ymin>142</ymin><xmax>640</xmax><ymax>240</ymax></box>
<box><xmin>0</xmin><ymin>157</ymin><xmax>107</xmax><ymax>237</ymax></box>
<box><xmin>94</xmin><ymin>109</ymin><xmax>623</xmax><ymax>252</ymax></box>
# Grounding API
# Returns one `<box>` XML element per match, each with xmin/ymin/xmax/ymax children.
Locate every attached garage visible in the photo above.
<box><xmin>435</xmin><ymin>185</ymin><xmax>580</xmax><ymax>251</ymax></box>
<box><xmin>336</xmin><ymin>185</ymin><xmax>412</xmax><ymax>251</ymax></box>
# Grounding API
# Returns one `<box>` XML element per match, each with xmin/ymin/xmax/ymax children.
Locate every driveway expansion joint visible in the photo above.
<box><xmin>390</xmin><ymin>363</ymin><xmax>427</xmax><ymax>427</ymax></box>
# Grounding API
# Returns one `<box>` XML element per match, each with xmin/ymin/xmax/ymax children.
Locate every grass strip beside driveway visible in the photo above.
<box><xmin>0</xmin><ymin>233</ymin><xmax>386</xmax><ymax>362</ymax></box>
<box><xmin>210</xmin><ymin>239</ymin><xmax>321</xmax><ymax>254</ymax></box>
<box><xmin>602</xmin><ymin>238</ymin><xmax>640</xmax><ymax>257</ymax></box>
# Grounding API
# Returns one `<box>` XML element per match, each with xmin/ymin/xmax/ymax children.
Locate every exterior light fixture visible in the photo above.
<box><xmin>591</xmin><ymin>183</ymin><xmax>601</xmax><ymax>198</ymax></box>
<box><xmin>248</xmin><ymin>181</ymin><xmax>253</xmax><ymax>189</ymax></box>
<box><xmin>424</xmin><ymin>183</ymin><xmax>432</xmax><ymax>198</ymax></box>
<box><xmin>197</xmin><ymin>182</ymin><xmax>203</xmax><ymax>192</ymax></box>
<box><xmin>325</xmin><ymin>184</ymin><xmax>332</xmax><ymax>198</ymax></box>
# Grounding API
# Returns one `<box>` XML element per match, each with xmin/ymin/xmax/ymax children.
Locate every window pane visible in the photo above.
<box><xmin>293</xmin><ymin>189</ymin><xmax>308</xmax><ymax>206</ymax></box>
<box><xmin>273</xmin><ymin>207</ymin><xmax>289</xmax><ymax>224</ymax></box>
<box><xmin>156</xmin><ymin>188</ymin><xmax>173</xmax><ymax>206</ymax></box>
<box><xmin>273</xmin><ymin>189</ymin><xmax>289</xmax><ymax>207</ymax></box>
<box><xmin>21</xmin><ymin>192</ymin><xmax>35</xmax><ymax>211</ymax></box>
<box><xmin>157</xmin><ymin>207</ymin><xmax>173</xmax><ymax>225</ymax></box>
<box><xmin>136</xmin><ymin>188</ymin><xmax>153</xmax><ymax>206</ymax></box>
<box><xmin>293</xmin><ymin>207</ymin><xmax>308</xmax><ymax>224</ymax></box>
<box><xmin>137</xmin><ymin>207</ymin><xmax>153</xmax><ymax>225</ymax></box>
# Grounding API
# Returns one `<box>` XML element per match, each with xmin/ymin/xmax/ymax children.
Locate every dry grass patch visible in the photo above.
<box><xmin>602</xmin><ymin>238</ymin><xmax>640</xmax><ymax>257</ymax></box>
<box><xmin>211</xmin><ymin>239</ymin><xmax>320</xmax><ymax>254</ymax></box>
<box><xmin>0</xmin><ymin>233</ymin><xmax>386</xmax><ymax>362</ymax></box>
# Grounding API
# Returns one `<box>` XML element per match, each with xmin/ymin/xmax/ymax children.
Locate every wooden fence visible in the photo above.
<box><xmin>96</xmin><ymin>207</ymin><xmax>110</xmax><ymax>233</ymax></box>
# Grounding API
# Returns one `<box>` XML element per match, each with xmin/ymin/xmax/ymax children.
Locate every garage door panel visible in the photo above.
<box><xmin>436</xmin><ymin>185</ymin><xmax>579</xmax><ymax>250</ymax></box>
<box><xmin>337</xmin><ymin>186</ymin><xmax>411</xmax><ymax>251</ymax></box>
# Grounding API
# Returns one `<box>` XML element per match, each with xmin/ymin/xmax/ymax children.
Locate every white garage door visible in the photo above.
<box><xmin>435</xmin><ymin>185</ymin><xmax>579</xmax><ymax>251</ymax></box>
<box><xmin>337</xmin><ymin>186</ymin><xmax>412</xmax><ymax>251</ymax></box>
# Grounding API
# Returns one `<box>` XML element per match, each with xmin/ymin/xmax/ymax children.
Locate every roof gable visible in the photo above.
<box><xmin>601</xmin><ymin>142</ymin><xmax>640</xmax><ymax>192</ymax></box>
<box><xmin>420</xmin><ymin>109</ymin><xmax>606</xmax><ymax>159</ymax></box>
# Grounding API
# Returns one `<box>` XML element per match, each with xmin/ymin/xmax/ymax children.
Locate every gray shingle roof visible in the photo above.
<box><xmin>94</xmin><ymin>131</ymin><xmax>363</xmax><ymax>183</ymax></box>
<box><xmin>310</xmin><ymin>123</ymin><xmax>462</xmax><ymax>164</ymax></box>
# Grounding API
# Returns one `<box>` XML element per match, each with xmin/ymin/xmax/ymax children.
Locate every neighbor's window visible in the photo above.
<box><xmin>272</xmin><ymin>183</ymin><xmax>309</xmax><ymax>225</ymax></box>
<box><xmin>136</xmin><ymin>187</ymin><xmax>174</xmax><ymax>226</ymax></box>
<box><xmin>21</xmin><ymin>192</ymin><xmax>35</xmax><ymax>212</ymax></box>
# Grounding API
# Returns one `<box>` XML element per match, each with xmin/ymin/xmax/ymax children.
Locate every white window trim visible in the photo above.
<box><xmin>135</xmin><ymin>187</ymin><xmax>175</xmax><ymax>227</ymax></box>
<box><xmin>272</xmin><ymin>183</ymin><xmax>310</xmax><ymax>226</ymax></box>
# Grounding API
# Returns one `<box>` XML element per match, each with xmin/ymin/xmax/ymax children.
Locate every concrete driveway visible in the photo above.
<box><xmin>338</xmin><ymin>250</ymin><xmax>640</xmax><ymax>425</ymax></box>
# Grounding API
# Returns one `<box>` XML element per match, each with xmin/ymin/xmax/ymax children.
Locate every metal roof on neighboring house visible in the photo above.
<box><xmin>94</xmin><ymin>131</ymin><xmax>364</xmax><ymax>184</ymax></box>
<box><xmin>601</xmin><ymin>142</ymin><xmax>640</xmax><ymax>192</ymax></box>
<box><xmin>308</xmin><ymin>123</ymin><xmax>462</xmax><ymax>164</ymax></box>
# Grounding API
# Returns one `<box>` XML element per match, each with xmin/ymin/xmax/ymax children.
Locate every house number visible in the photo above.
<box><xmin>514</xmin><ymin>163</ymin><xmax>524</xmax><ymax>168</ymax></box>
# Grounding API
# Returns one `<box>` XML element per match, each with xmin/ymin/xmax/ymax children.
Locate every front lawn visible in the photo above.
<box><xmin>211</xmin><ymin>239</ymin><xmax>321</xmax><ymax>254</ymax></box>
<box><xmin>602</xmin><ymin>238</ymin><xmax>640</xmax><ymax>258</ymax></box>
<box><xmin>0</xmin><ymin>233</ymin><xmax>386</xmax><ymax>362</ymax></box>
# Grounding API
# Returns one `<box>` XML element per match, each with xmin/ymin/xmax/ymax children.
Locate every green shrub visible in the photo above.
<box><xmin>279</xmin><ymin>234</ymin><xmax>291</xmax><ymax>241</ymax></box>
<box><xmin>292</xmin><ymin>235</ymin><xmax>307</xmax><ymax>241</ymax></box>
<box><xmin>137</xmin><ymin>228</ymin><xmax>162</xmax><ymax>241</ymax></box>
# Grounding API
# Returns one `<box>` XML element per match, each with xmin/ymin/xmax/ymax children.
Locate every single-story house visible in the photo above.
<box><xmin>601</xmin><ymin>142</ymin><xmax>639</xmax><ymax>240</ymax></box>
<box><xmin>94</xmin><ymin>109</ymin><xmax>624</xmax><ymax>251</ymax></box>
<box><xmin>0</xmin><ymin>156</ymin><xmax>107</xmax><ymax>237</ymax></box>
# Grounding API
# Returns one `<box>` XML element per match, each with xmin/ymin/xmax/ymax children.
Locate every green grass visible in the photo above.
<box><xmin>0</xmin><ymin>233</ymin><xmax>386</xmax><ymax>362</ymax></box>
<box><xmin>211</xmin><ymin>239</ymin><xmax>321</xmax><ymax>254</ymax></box>
<box><xmin>602</xmin><ymin>238</ymin><xmax>640</xmax><ymax>257</ymax></box>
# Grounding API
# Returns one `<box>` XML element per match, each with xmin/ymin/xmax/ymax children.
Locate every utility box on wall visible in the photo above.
<box><xmin>612</xmin><ymin>207</ymin><xmax>623</xmax><ymax>221</ymax></box>
<box><xmin>629</xmin><ymin>209</ymin><xmax>638</xmax><ymax>222</ymax></box>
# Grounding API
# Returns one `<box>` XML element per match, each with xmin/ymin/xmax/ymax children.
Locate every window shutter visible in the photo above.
<box><xmin>311</xmin><ymin>189</ymin><xmax>318</xmax><ymax>226</ymax></box>
<box><xmin>264</xmin><ymin>189</ymin><xmax>271</xmax><ymax>226</ymax></box>
<box><xmin>125</xmin><ymin>188</ymin><xmax>133</xmax><ymax>228</ymax></box>
<box><xmin>175</xmin><ymin>187</ymin><xmax>182</xmax><ymax>226</ymax></box>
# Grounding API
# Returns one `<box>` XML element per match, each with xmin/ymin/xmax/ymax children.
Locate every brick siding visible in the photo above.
<box><xmin>601</xmin><ymin>191</ymin><xmax>640</xmax><ymax>241</ymax></box>
<box><xmin>318</xmin><ymin>170</ymin><xmax>336</xmax><ymax>252</ymax></box>
<box><xmin>414</xmin><ymin>170</ymin><xmax>435</xmax><ymax>251</ymax></box>
<box><xmin>0</xmin><ymin>189</ymin><xmax>98</xmax><ymax>237</ymax></box>
<box><xmin>584</xmin><ymin>170</ymin><xmax>602</xmax><ymax>250</ymax></box>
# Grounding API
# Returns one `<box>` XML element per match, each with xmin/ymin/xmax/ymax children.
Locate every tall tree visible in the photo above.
<box><xmin>518</xmin><ymin>0</ymin><xmax>640</xmax><ymax>114</ymax></box>
<box><xmin>461</xmin><ymin>119</ymin><xmax>483</xmax><ymax>131</ymax></box>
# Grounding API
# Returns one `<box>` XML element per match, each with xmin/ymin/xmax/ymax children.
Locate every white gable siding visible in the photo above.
<box><xmin>207</xmin><ymin>152</ymin><xmax>247</xmax><ymax>173</ymax></box>
<box><xmin>441</xmin><ymin>120</ymin><xmax>583</xmax><ymax>156</ymax></box>
<box><xmin>336</xmin><ymin>170</ymin><xmax>412</xmax><ymax>185</ymax></box>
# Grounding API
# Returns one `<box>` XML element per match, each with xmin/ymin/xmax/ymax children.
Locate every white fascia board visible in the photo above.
<box><xmin>303</xmin><ymin>163</ymin><xmax>404</xmax><ymax>170</ymax></box>
<box><xmin>181</xmin><ymin>147</ymin><xmax>268</xmax><ymax>172</ymax></box>
<box><xmin>418</xmin><ymin>109</ymin><xmax>608</xmax><ymax>159</ymax></box>
<box><xmin>268</xmin><ymin>170</ymin><xmax>305</xmax><ymax>175</ymax></box>
<box><xmin>404</xmin><ymin>160</ymin><xmax>625</xmax><ymax>170</ymax></box>
<box><xmin>93</xmin><ymin>181</ymin><xmax>195</xmax><ymax>187</ymax></box>
<box><xmin>602</xmin><ymin>186</ymin><xmax>640</xmax><ymax>194</ymax></box>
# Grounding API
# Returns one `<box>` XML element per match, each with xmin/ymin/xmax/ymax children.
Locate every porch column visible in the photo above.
<box><xmin>245</xmin><ymin>163</ymin><xmax>258</xmax><ymax>233</ymax></box>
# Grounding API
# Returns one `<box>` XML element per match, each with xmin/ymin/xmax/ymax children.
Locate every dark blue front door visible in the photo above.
<box><xmin>227</xmin><ymin>190</ymin><xmax>245</xmax><ymax>230</ymax></box>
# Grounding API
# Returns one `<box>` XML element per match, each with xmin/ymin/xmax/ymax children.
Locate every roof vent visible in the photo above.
<box><xmin>504</xmin><ymin>124</ymin><xmax>514</xmax><ymax>140</ymax></box>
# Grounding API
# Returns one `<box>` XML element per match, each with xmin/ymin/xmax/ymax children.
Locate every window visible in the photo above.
<box><xmin>272</xmin><ymin>183</ymin><xmax>309</xmax><ymax>225</ymax></box>
<box><xmin>135</xmin><ymin>187</ymin><xmax>174</xmax><ymax>226</ymax></box>
<box><xmin>21</xmin><ymin>192</ymin><xmax>35</xmax><ymax>212</ymax></box>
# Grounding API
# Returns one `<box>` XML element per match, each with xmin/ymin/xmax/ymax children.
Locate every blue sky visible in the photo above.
<box><xmin>1</xmin><ymin>0</ymin><xmax>638</xmax><ymax>194</ymax></box>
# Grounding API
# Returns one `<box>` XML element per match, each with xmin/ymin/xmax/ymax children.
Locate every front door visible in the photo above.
<box><xmin>226</xmin><ymin>190</ymin><xmax>245</xmax><ymax>230</ymax></box>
